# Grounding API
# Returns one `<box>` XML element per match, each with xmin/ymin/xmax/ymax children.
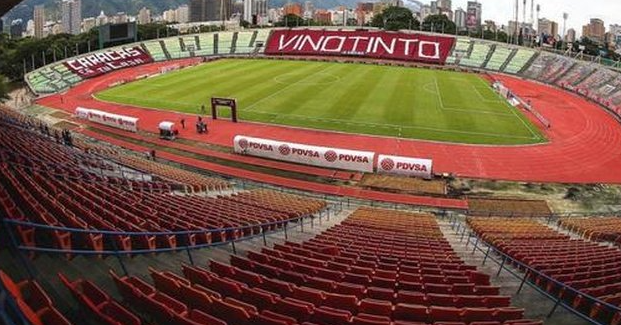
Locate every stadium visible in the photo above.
<box><xmin>3</xmin><ymin>11</ymin><xmax>621</xmax><ymax>325</ymax></box>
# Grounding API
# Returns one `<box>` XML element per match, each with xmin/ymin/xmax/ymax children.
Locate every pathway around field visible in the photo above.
<box><xmin>37</xmin><ymin>59</ymin><xmax>621</xmax><ymax>184</ymax></box>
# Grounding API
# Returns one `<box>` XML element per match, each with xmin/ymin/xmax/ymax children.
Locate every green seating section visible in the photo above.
<box><xmin>164</xmin><ymin>38</ymin><xmax>187</xmax><ymax>59</ymax></box>
<box><xmin>459</xmin><ymin>43</ymin><xmax>492</xmax><ymax>68</ymax></box>
<box><xmin>484</xmin><ymin>46</ymin><xmax>512</xmax><ymax>71</ymax></box>
<box><xmin>446</xmin><ymin>37</ymin><xmax>471</xmax><ymax>65</ymax></box>
<box><xmin>503</xmin><ymin>49</ymin><xmax>536</xmax><ymax>74</ymax></box>
<box><xmin>196</xmin><ymin>34</ymin><xmax>215</xmax><ymax>56</ymax></box>
<box><xmin>235</xmin><ymin>31</ymin><xmax>255</xmax><ymax>53</ymax></box>
<box><xmin>217</xmin><ymin>32</ymin><xmax>234</xmax><ymax>54</ymax></box>
<box><xmin>26</xmin><ymin>63</ymin><xmax>82</xmax><ymax>94</ymax></box>
<box><xmin>143</xmin><ymin>40</ymin><xmax>168</xmax><ymax>61</ymax></box>
<box><xmin>182</xmin><ymin>36</ymin><xmax>199</xmax><ymax>52</ymax></box>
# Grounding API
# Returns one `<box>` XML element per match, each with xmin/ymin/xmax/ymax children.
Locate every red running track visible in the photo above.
<box><xmin>38</xmin><ymin>60</ymin><xmax>621</xmax><ymax>184</ymax></box>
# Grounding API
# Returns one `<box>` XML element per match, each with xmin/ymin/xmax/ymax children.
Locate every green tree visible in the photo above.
<box><xmin>370</xmin><ymin>6</ymin><xmax>419</xmax><ymax>31</ymax></box>
<box><xmin>275</xmin><ymin>14</ymin><xmax>306</xmax><ymax>27</ymax></box>
<box><xmin>421</xmin><ymin>14</ymin><xmax>456</xmax><ymax>34</ymax></box>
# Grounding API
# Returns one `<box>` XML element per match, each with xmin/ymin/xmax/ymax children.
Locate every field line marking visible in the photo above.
<box><xmin>249</xmin><ymin>109</ymin><xmax>535</xmax><ymax>140</ymax></box>
<box><xmin>480</xmin><ymin>76</ymin><xmax>543</xmax><ymax>140</ymax></box>
<box><xmin>424</xmin><ymin>81</ymin><xmax>513</xmax><ymax>116</ymax></box>
<box><xmin>242</xmin><ymin>63</ymin><xmax>335</xmax><ymax>112</ymax></box>
<box><xmin>471</xmin><ymin>85</ymin><xmax>504</xmax><ymax>103</ymax></box>
<box><xmin>433</xmin><ymin>77</ymin><xmax>447</xmax><ymax>110</ymax></box>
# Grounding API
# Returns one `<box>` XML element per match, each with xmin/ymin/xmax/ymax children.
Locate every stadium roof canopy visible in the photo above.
<box><xmin>1</xmin><ymin>0</ymin><xmax>21</xmax><ymax>18</ymax></box>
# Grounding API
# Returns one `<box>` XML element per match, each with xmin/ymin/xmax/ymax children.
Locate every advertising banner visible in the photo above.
<box><xmin>377</xmin><ymin>154</ymin><xmax>433</xmax><ymax>179</ymax></box>
<box><xmin>233</xmin><ymin>135</ymin><xmax>375</xmax><ymax>172</ymax></box>
<box><xmin>64</xmin><ymin>46</ymin><xmax>153</xmax><ymax>79</ymax></box>
<box><xmin>265</xmin><ymin>29</ymin><xmax>455</xmax><ymax>64</ymax></box>
<box><xmin>75</xmin><ymin>107</ymin><xmax>139</xmax><ymax>132</ymax></box>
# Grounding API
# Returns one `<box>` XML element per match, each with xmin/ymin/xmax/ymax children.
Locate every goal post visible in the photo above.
<box><xmin>211</xmin><ymin>97</ymin><xmax>238</xmax><ymax>123</ymax></box>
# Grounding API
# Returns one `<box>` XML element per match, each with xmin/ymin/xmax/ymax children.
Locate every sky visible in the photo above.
<box><xmin>450</xmin><ymin>0</ymin><xmax>621</xmax><ymax>35</ymax></box>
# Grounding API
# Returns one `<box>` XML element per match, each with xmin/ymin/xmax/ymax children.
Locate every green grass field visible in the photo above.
<box><xmin>95</xmin><ymin>59</ymin><xmax>546</xmax><ymax>145</ymax></box>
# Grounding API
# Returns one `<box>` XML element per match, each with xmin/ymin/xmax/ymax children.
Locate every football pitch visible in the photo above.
<box><xmin>95</xmin><ymin>58</ymin><xmax>546</xmax><ymax>145</ymax></box>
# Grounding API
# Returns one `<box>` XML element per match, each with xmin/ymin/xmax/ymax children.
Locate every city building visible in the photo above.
<box><xmin>302</xmin><ymin>1</ymin><xmax>314</xmax><ymax>19</ymax></box>
<box><xmin>381</xmin><ymin>0</ymin><xmax>403</xmax><ymax>7</ymax></box>
<box><xmin>190</xmin><ymin>0</ymin><xmax>233</xmax><ymax>22</ymax></box>
<box><xmin>33</xmin><ymin>5</ymin><xmax>45</xmax><ymax>39</ymax></box>
<box><xmin>162</xmin><ymin>9</ymin><xmax>177</xmax><ymax>22</ymax></box>
<box><xmin>484</xmin><ymin>20</ymin><xmax>497</xmax><ymax>32</ymax></box>
<box><xmin>110</xmin><ymin>12</ymin><xmax>128</xmax><ymax>24</ymax></box>
<box><xmin>431</xmin><ymin>0</ymin><xmax>452</xmax><ymax>20</ymax></box>
<box><xmin>268</xmin><ymin>8</ymin><xmax>283</xmax><ymax>23</ymax></box>
<box><xmin>138</xmin><ymin>7</ymin><xmax>151</xmax><ymax>25</ymax></box>
<box><xmin>582</xmin><ymin>18</ymin><xmax>605</xmax><ymax>44</ymax></box>
<box><xmin>283</xmin><ymin>2</ymin><xmax>303</xmax><ymax>17</ymax></box>
<box><xmin>314</xmin><ymin>10</ymin><xmax>331</xmax><ymax>25</ymax></box>
<box><xmin>96</xmin><ymin>11</ymin><xmax>108</xmax><ymax>26</ymax></box>
<box><xmin>177</xmin><ymin>5</ymin><xmax>190</xmax><ymax>23</ymax></box>
<box><xmin>255</xmin><ymin>0</ymin><xmax>268</xmax><ymax>24</ymax></box>
<box><xmin>10</xmin><ymin>19</ymin><xmax>23</xmax><ymax>39</ymax></box>
<box><xmin>419</xmin><ymin>4</ymin><xmax>433</xmax><ymax>21</ymax></box>
<box><xmin>466</xmin><ymin>1</ymin><xmax>481</xmax><ymax>31</ymax></box>
<box><xmin>355</xmin><ymin>2</ymin><xmax>374</xmax><ymax>25</ymax></box>
<box><xmin>565</xmin><ymin>28</ymin><xmax>576</xmax><ymax>43</ymax></box>
<box><xmin>438</xmin><ymin>0</ymin><xmax>451</xmax><ymax>11</ymax></box>
<box><xmin>538</xmin><ymin>18</ymin><xmax>558</xmax><ymax>38</ymax></box>
<box><xmin>607</xmin><ymin>25</ymin><xmax>621</xmax><ymax>51</ymax></box>
<box><xmin>82</xmin><ymin>17</ymin><xmax>96</xmax><ymax>31</ymax></box>
<box><xmin>508</xmin><ymin>20</ymin><xmax>534</xmax><ymax>38</ymax></box>
<box><xmin>61</xmin><ymin>0</ymin><xmax>82</xmax><ymax>34</ymax></box>
<box><xmin>243</xmin><ymin>0</ymin><xmax>253</xmax><ymax>22</ymax></box>
<box><xmin>454</xmin><ymin>7</ymin><xmax>466</xmax><ymax>31</ymax></box>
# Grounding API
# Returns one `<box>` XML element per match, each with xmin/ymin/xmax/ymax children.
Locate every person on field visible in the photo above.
<box><xmin>180</xmin><ymin>118</ymin><xmax>186</xmax><ymax>129</ymax></box>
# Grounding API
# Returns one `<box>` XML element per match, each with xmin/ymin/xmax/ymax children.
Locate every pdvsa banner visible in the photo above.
<box><xmin>377</xmin><ymin>154</ymin><xmax>433</xmax><ymax>179</ymax></box>
<box><xmin>75</xmin><ymin>107</ymin><xmax>139</xmax><ymax>133</ymax></box>
<box><xmin>234</xmin><ymin>135</ymin><xmax>375</xmax><ymax>173</ymax></box>
<box><xmin>265</xmin><ymin>29</ymin><xmax>455</xmax><ymax>64</ymax></box>
<box><xmin>64</xmin><ymin>46</ymin><xmax>153</xmax><ymax>79</ymax></box>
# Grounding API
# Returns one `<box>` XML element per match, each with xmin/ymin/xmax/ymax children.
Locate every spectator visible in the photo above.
<box><xmin>150</xmin><ymin>150</ymin><xmax>156</xmax><ymax>161</ymax></box>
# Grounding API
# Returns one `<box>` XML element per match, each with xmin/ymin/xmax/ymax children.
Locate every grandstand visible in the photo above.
<box><xmin>7</xmin><ymin>25</ymin><xmax>621</xmax><ymax>325</ymax></box>
<box><xmin>445</xmin><ymin>37</ymin><xmax>471</xmax><ymax>65</ymax></box>
<box><xmin>522</xmin><ymin>53</ymin><xmax>575</xmax><ymax>83</ymax></box>
<box><xmin>196</xmin><ymin>33</ymin><xmax>216</xmax><ymax>56</ymax></box>
<box><xmin>234</xmin><ymin>31</ymin><xmax>255</xmax><ymax>53</ymax></box>
<box><xmin>0</xmin><ymin>110</ymin><xmax>327</xmax><ymax>255</ymax></box>
<box><xmin>467</xmin><ymin>217</ymin><xmax>621</xmax><ymax>325</ymax></box>
<box><xmin>164</xmin><ymin>37</ymin><xmax>189</xmax><ymax>59</ymax></box>
<box><xmin>217</xmin><ymin>31</ymin><xmax>234</xmax><ymax>55</ymax></box>
<box><xmin>143</xmin><ymin>39</ymin><xmax>168</xmax><ymax>61</ymax></box>
<box><xmin>502</xmin><ymin>49</ymin><xmax>537</xmax><ymax>74</ymax></box>
<box><xmin>459</xmin><ymin>42</ymin><xmax>493</xmax><ymax>68</ymax></box>
<box><xmin>484</xmin><ymin>46</ymin><xmax>513</xmax><ymax>71</ymax></box>
<box><xmin>26</xmin><ymin>64</ymin><xmax>82</xmax><ymax>94</ymax></box>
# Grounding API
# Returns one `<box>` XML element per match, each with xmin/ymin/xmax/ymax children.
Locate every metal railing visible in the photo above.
<box><xmin>448</xmin><ymin>215</ymin><xmax>621</xmax><ymax>325</ymax></box>
<box><xmin>2</xmin><ymin>201</ymin><xmax>341</xmax><ymax>276</ymax></box>
<box><xmin>0</xmin><ymin>280</ymin><xmax>29</xmax><ymax>325</ymax></box>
